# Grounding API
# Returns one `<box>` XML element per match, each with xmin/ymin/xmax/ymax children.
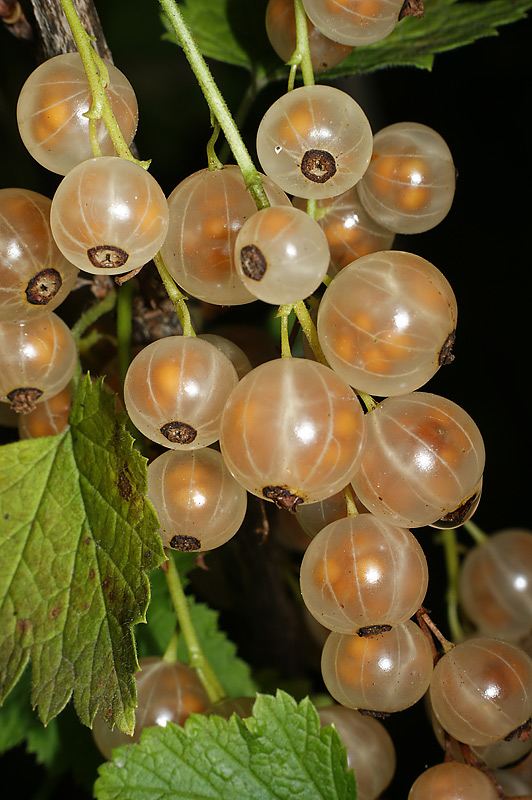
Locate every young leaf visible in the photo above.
<box><xmin>94</xmin><ymin>690</ymin><xmax>357</xmax><ymax>800</ymax></box>
<box><xmin>162</xmin><ymin>0</ymin><xmax>532</xmax><ymax>77</ymax></box>
<box><xmin>0</xmin><ymin>376</ymin><xmax>165</xmax><ymax>734</ymax></box>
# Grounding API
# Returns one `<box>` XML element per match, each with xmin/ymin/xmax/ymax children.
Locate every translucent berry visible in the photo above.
<box><xmin>293</xmin><ymin>186</ymin><xmax>395</xmax><ymax>276</ymax></box>
<box><xmin>234</xmin><ymin>206</ymin><xmax>330</xmax><ymax>304</ymax></box>
<box><xmin>358</xmin><ymin>122</ymin><xmax>456</xmax><ymax>234</ymax></box>
<box><xmin>0</xmin><ymin>188</ymin><xmax>79</xmax><ymax>322</ymax></box>
<box><xmin>317</xmin><ymin>250</ymin><xmax>457</xmax><ymax>396</ymax></box>
<box><xmin>460</xmin><ymin>529</ymin><xmax>532</xmax><ymax>640</ymax></box>
<box><xmin>50</xmin><ymin>156</ymin><xmax>169</xmax><ymax>276</ymax></box>
<box><xmin>430</xmin><ymin>637</ymin><xmax>532</xmax><ymax>747</ymax></box>
<box><xmin>300</xmin><ymin>514</ymin><xmax>428</xmax><ymax>633</ymax></box>
<box><xmin>319</xmin><ymin>705</ymin><xmax>396</xmax><ymax>800</ymax></box>
<box><xmin>351</xmin><ymin>392</ymin><xmax>485</xmax><ymax>528</ymax></box>
<box><xmin>17</xmin><ymin>53</ymin><xmax>138</xmax><ymax>175</ymax></box>
<box><xmin>92</xmin><ymin>657</ymin><xmax>210</xmax><ymax>760</ymax></box>
<box><xmin>198</xmin><ymin>334</ymin><xmax>252</xmax><ymax>380</ymax></box>
<box><xmin>302</xmin><ymin>0</ymin><xmax>405</xmax><ymax>46</ymax></box>
<box><xmin>321</xmin><ymin>620</ymin><xmax>433</xmax><ymax>713</ymax></box>
<box><xmin>408</xmin><ymin>762</ymin><xmax>500</xmax><ymax>800</ymax></box>
<box><xmin>220</xmin><ymin>358</ymin><xmax>366</xmax><ymax>507</ymax></box>
<box><xmin>0</xmin><ymin>313</ymin><xmax>77</xmax><ymax>413</ymax></box>
<box><xmin>256</xmin><ymin>84</ymin><xmax>372</xmax><ymax>200</ymax></box>
<box><xmin>266</xmin><ymin>0</ymin><xmax>353</xmax><ymax>73</ymax></box>
<box><xmin>124</xmin><ymin>335</ymin><xmax>238</xmax><ymax>449</ymax></box>
<box><xmin>147</xmin><ymin>448</ymin><xmax>247</xmax><ymax>552</ymax></box>
<box><xmin>296</xmin><ymin>490</ymin><xmax>349</xmax><ymax>538</ymax></box>
<box><xmin>161</xmin><ymin>166</ymin><xmax>290</xmax><ymax>306</ymax></box>
<box><xmin>18</xmin><ymin>383</ymin><xmax>71</xmax><ymax>439</ymax></box>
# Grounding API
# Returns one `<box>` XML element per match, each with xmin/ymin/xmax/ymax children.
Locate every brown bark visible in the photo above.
<box><xmin>25</xmin><ymin>0</ymin><xmax>112</xmax><ymax>62</ymax></box>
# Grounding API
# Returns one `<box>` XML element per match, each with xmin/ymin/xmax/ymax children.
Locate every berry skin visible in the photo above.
<box><xmin>256</xmin><ymin>84</ymin><xmax>373</xmax><ymax>200</ymax></box>
<box><xmin>357</xmin><ymin>122</ymin><xmax>456</xmax><ymax>234</ymax></box>
<box><xmin>220</xmin><ymin>357</ymin><xmax>367</xmax><ymax>508</ymax></box>
<box><xmin>0</xmin><ymin>188</ymin><xmax>79</xmax><ymax>322</ymax></box>
<box><xmin>408</xmin><ymin>762</ymin><xmax>500</xmax><ymax>800</ymax></box>
<box><xmin>17</xmin><ymin>53</ymin><xmax>138</xmax><ymax>176</ymax></box>
<box><xmin>50</xmin><ymin>156</ymin><xmax>169</xmax><ymax>276</ymax></box>
<box><xmin>302</xmin><ymin>0</ymin><xmax>405</xmax><ymax>47</ymax></box>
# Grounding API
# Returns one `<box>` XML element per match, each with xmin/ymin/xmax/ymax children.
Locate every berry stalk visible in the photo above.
<box><xmin>153</xmin><ymin>252</ymin><xmax>196</xmax><ymax>337</ymax></box>
<box><xmin>289</xmin><ymin>0</ymin><xmax>315</xmax><ymax>90</ymax></box>
<box><xmin>157</xmin><ymin>0</ymin><xmax>270</xmax><ymax>210</ymax></box>
<box><xmin>163</xmin><ymin>553</ymin><xmax>226</xmax><ymax>704</ymax></box>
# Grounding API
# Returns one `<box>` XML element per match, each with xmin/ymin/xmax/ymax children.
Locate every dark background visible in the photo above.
<box><xmin>1</xmin><ymin>1</ymin><xmax>531</xmax><ymax>797</ymax></box>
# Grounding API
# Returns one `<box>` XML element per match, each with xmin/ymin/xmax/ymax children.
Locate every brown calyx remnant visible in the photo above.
<box><xmin>169</xmin><ymin>534</ymin><xmax>201</xmax><ymax>552</ymax></box>
<box><xmin>358</xmin><ymin>709</ymin><xmax>391</xmax><ymax>719</ymax></box>
<box><xmin>263</xmin><ymin>485</ymin><xmax>303</xmax><ymax>513</ymax></box>
<box><xmin>399</xmin><ymin>0</ymin><xmax>425</xmax><ymax>20</ymax></box>
<box><xmin>117</xmin><ymin>469</ymin><xmax>132</xmax><ymax>501</ymax></box>
<box><xmin>0</xmin><ymin>0</ymin><xmax>33</xmax><ymax>40</ymax></box>
<box><xmin>240</xmin><ymin>245</ymin><xmax>267</xmax><ymax>281</ymax></box>
<box><xmin>505</xmin><ymin>718</ymin><xmax>532</xmax><ymax>743</ymax></box>
<box><xmin>358</xmin><ymin>624</ymin><xmax>392</xmax><ymax>638</ymax></box>
<box><xmin>438</xmin><ymin>330</ymin><xmax>456</xmax><ymax>366</ymax></box>
<box><xmin>25</xmin><ymin>268</ymin><xmax>62</xmax><ymax>305</ymax></box>
<box><xmin>7</xmin><ymin>387</ymin><xmax>43</xmax><ymax>413</ymax></box>
<box><xmin>114</xmin><ymin>265</ymin><xmax>144</xmax><ymax>285</ymax></box>
<box><xmin>434</xmin><ymin>489</ymin><xmax>481</xmax><ymax>529</ymax></box>
<box><xmin>300</xmin><ymin>149</ymin><xmax>337</xmax><ymax>184</ymax></box>
<box><xmin>87</xmin><ymin>244</ymin><xmax>129</xmax><ymax>269</ymax></box>
<box><xmin>160</xmin><ymin>420</ymin><xmax>197</xmax><ymax>444</ymax></box>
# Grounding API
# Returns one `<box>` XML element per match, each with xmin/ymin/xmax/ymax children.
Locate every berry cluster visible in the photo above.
<box><xmin>1</xmin><ymin>3</ymin><xmax>531</xmax><ymax>799</ymax></box>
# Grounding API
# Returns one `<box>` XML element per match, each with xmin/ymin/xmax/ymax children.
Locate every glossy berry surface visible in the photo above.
<box><xmin>92</xmin><ymin>657</ymin><xmax>210</xmax><ymax>760</ymax></box>
<box><xmin>430</xmin><ymin>637</ymin><xmax>532</xmax><ymax>746</ymax></box>
<box><xmin>256</xmin><ymin>84</ymin><xmax>372</xmax><ymax>199</ymax></box>
<box><xmin>351</xmin><ymin>392</ymin><xmax>485</xmax><ymax>528</ymax></box>
<box><xmin>147</xmin><ymin>448</ymin><xmax>247</xmax><ymax>552</ymax></box>
<box><xmin>161</xmin><ymin>166</ymin><xmax>290</xmax><ymax>305</ymax></box>
<box><xmin>124</xmin><ymin>335</ymin><xmax>238</xmax><ymax>449</ymax></box>
<box><xmin>17</xmin><ymin>53</ymin><xmax>138</xmax><ymax>176</ymax></box>
<box><xmin>358</xmin><ymin>122</ymin><xmax>456</xmax><ymax>234</ymax></box>
<box><xmin>220</xmin><ymin>357</ymin><xmax>366</xmax><ymax>507</ymax></box>
<box><xmin>50</xmin><ymin>156</ymin><xmax>169</xmax><ymax>275</ymax></box>
<box><xmin>266</xmin><ymin>0</ymin><xmax>353</xmax><ymax>73</ymax></box>
<box><xmin>198</xmin><ymin>333</ymin><xmax>252</xmax><ymax>380</ymax></box>
<box><xmin>408</xmin><ymin>762</ymin><xmax>500</xmax><ymax>800</ymax></box>
<box><xmin>317</xmin><ymin>250</ymin><xmax>457</xmax><ymax>396</ymax></box>
<box><xmin>459</xmin><ymin>529</ymin><xmax>532</xmax><ymax>640</ymax></box>
<box><xmin>0</xmin><ymin>188</ymin><xmax>79</xmax><ymax>322</ymax></box>
<box><xmin>318</xmin><ymin>705</ymin><xmax>396</xmax><ymax>800</ymax></box>
<box><xmin>0</xmin><ymin>313</ymin><xmax>77</xmax><ymax>413</ymax></box>
<box><xmin>302</xmin><ymin>0</ymin><xmax>405</xmax><ymax>46</ymax></box>
<box><xmin>300</xmin><ymin>514</ymin><xmax>428</xmax><ymax>633</ymax></box>
<box><xmin>321</xmin><ymin>620</ymin><xmax>433</xmax><ymax>713</ymax></box>
<box><xmin>293</xmin><ymin>187</ymin><xmax>395</xmax><ymax>276</ymax></box>
<box><xmin>234</xmin><ymin>206</ymin><xmax>330</xmax><ymax>304</ymax></box>
<box><xmin>296</xmin><ymin>490</ymin><xmax>350</xmax><ymax>538</ymax></box>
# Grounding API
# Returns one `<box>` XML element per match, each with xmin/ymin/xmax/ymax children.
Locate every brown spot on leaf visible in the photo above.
<box><xmin>16</xmin><ymin>618</ymin><xmax>32</xmax><ymax>634</ymax></box>
<box><xmin>89</xmin><ymin>569</ymin><xmax>96</xmax><ymax>580</ymax></box>
<box><xmin>118</xmin><ymin>469</ymin><xmax>132</xmax><ymax>501</ymax></box>
<box><xmin>50</xmin><ymin>605</ymin><xmax>61</xmax><ymax>619</ymax></box>
<box><xmin>84</xmin><ymin>537</ymin><xmax>92</xmax><ymax>545</ymax></box>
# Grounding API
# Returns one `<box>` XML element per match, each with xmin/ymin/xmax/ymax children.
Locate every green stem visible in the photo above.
<box><xmin>164</xmin><ymin>553</ymin><xmax>225</xmax><ymax>704</ymax></box>
<box><xmin>162</xmin><ymin>629</ymin><xmax>179</xmax><ymax>664</ymax></box>
<box><xmin>207</xmin><ymin>114</ymin><xmax>224</xmax><ymax>170</ymax></box>
<box><xmin>158</xmin><ymin>0</ymin><xmax>269</xmax><ymax>211</ymax></box>
<box><xmin>71</xmin><ymin>290</ymin><xmax>117</xmax><ymax>343</ymax></box>
<box><xmin>77</xmin><ymin>328</ymin><xmax>117</xmax><ymax>356</ymax></box>
<box><xmin>277</xmin><ymin>304</ymin><xmax>294</xmax><ymax>357</ymax></box>
<box><xmin>293</xmin><ymin>300</ymin><xmax>328</xmax><ymax>366</ymax></box>
<box><xmin>441</xmin><ymin>529</ymin><xmax>466</xmax><ymax>642</ymax></box>
<box><xmin>116</xmin><ymin>281</ymin><xmax>135</xmax><ymax>393</ymax></box>
<box><xmin>343</xmin><ymin>484</ymin><xmax>358</xmax><ymax>517</ymax></box>
<box><xmin>59</xmin><ymin>0</ymin><xmax>149</xmax><ymax>167</ymax></box>
<box><xmin>153</xmin><ymin>252</ymin><xmax>196</xmax><ymax>337</ymax></box>
<box><xmin>357</xmin><ymin>391</ymin><xmax>379</xmax><ymax>412</ymax></box>
<box><xmin>463</xmin><ymin>519</ymin><xmax>488</xmax><ymax>545</ymax></box>
<box><xmin>292</xmin><ymin>0</ymin><xmax>315</xmax><ymax>87</ymax></box>
<box><xmin>306</xmin><ymin>198</ymin><xmax>317</xmax><ymax>219</ymax></box>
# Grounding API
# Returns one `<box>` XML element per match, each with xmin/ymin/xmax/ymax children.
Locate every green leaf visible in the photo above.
<box><xmin>94</xmin><ymin>690</ymin><xmax>356</xmax><ymax>800</ymax></box>
<box><xmin>162</xmin><ymin>0</ymin><xmax>532</xmax><ymax>77</ymax></box>
<box><xmin>136</xmin><ymin>562</ymin><xmax>257</xmax><ymax>699</ymax></box>
<box><xmin>0</xmin><ymin>376</ymin><xmax>165</xmax><ymax>734</ymax></box>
